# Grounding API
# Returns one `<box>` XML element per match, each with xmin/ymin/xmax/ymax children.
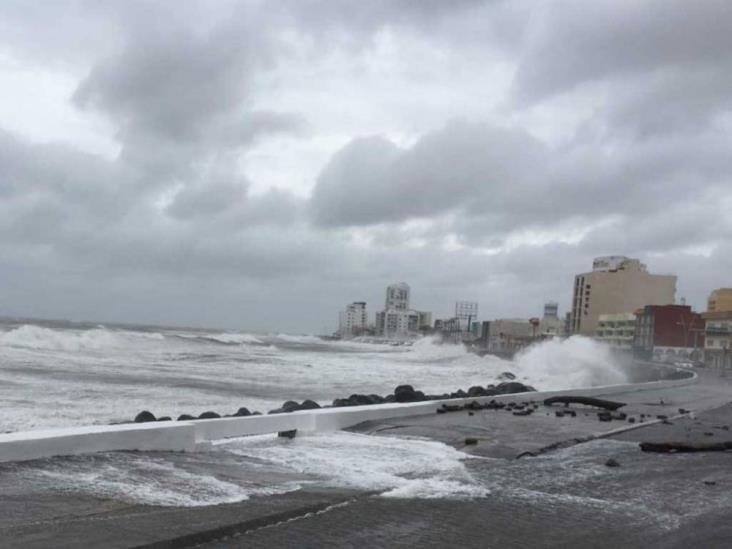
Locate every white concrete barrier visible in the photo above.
<box><xmin>0</xmin><ymin>422</ymin><xmax>198</xmax><ymax>464</ymax></box>
<box><xmin>0</xmin><ymin>369</ymin><xmax>697</xmax><ymax>464</ymax></box>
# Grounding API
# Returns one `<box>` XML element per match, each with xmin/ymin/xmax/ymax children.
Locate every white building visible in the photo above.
<box><xmin>338</xmin><ymin>302</ymin><xmax>368</xmax><ymax>338</ymax></box>
<box><xmin>376</xmin><ymin>282</ymin><xmax>429</xmax><ymax>339</ymax></box>
<box><xmin>385</xmin><ymin>282</ymin><xmax>410</xmax><ymax>311</ymax></box>
<box><xmin>596</xmin><ymin>312</ymin><xmax>636</xmax><ymax>349</ymax></box>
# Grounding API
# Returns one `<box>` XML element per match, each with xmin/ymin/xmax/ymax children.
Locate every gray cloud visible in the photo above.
<box><xmin>1</xmin><ymin>1</ymin><xmax>732</xmax><ymax>331</ymax></box>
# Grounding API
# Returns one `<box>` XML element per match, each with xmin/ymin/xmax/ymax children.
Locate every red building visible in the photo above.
<box><xmin>633</xmin><ymin>305</ymin><xmax>705</xmax><ymax>362</ymax></box>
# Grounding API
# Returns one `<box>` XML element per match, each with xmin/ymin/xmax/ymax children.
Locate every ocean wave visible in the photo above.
<box><xmin>0</xmin><ymin>325</ymin><xmax>166</xmax><ymax>352</ymax></box>
<box><xmin>0</xmin><ymin>325</ymin><xmax>121</xmax><ymax>352</ymax></box>
<box><xmin>172</xmin><ymin>332</ymin><xmax>265</xmax><ymax>346</ymax></box>
<box><xmin>220</xmin><ymin>431</ymin><xmax>487</xmax><ymax>499</ymax></box>
<box><xmin>12</xmin><ymin>453</ymin><xmax>297</xmax><ymax>507</ymax></box>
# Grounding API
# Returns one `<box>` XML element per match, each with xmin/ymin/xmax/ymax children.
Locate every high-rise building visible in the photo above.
<box><xmin>543</xmin><ymin>302</ymin><xmax>559</xmax><ymax>319</ymax></box>
<box><xmin>338</xmin><ymin>302</ymin><xmax>368</xmax><ymax>338</ymax></box>
<box><xmin>376</xmin><ymin>282</ymin><xmax>429</xmax><ymax>339</ymax></box>
<box><xmin>707</xmin><ymin>288</ymin><xmax>732</xmax><ymax>313</ymax></box>
<box><xmin>385</xmin><ymin>282</ymin><xmax>410</xmax><ymax>311</ymax></box>
<box><xmin>571</xmin><ymin>256</ymin><xmax>676</xmax><ymax>336</ymax></box>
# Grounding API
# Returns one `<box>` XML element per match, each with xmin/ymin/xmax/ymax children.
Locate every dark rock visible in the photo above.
<box><xmin>234</xmin><ymin>407</ymin><xmax>251</xmax><ymax>417</ymax></box>
<box><xmin>513</xmin><ymin>409</ymin><xmax>533</xmax><ymax>416</ymax></box>
<box><xmin>628</xmin><ymin>417</ymin><xmax>636</xmax><ymax>423</ymax></box>
<box><xmin>157</xmin><ymin>416</ymin><xmax>172</xmax><ymax>422</ymax></box>
<box><xmin>299</xmin><ymin>399</ymin><xmax>321</xmax><ymax>410</ymax></box>
<box><xmin>177</xmin><ymin>414</ymin><xmax>195</xmax><ymax>421</ymax></box>
<box><xmin>468</xmin><ymin>411</ymin><xmax>474</xmax><ymax>416</ymax></box>
<box><xmin>555</xmin><ymin>411</ymin><xmax>565</xmax><ymax>418</ymax></box>
<box><xmin>414</xmin><ymin>391</ymin><xmax>426</xmax><ymax>401</ymax></box>
<box><xmin>495</xmin><ymin>382</ymin><xmax>536</xmax><ymax>395</ymax></box>
<box><xmin>278</xmin><ymin>429</ymin><xmax>297</xmax><ymax>439</ymax></box>
<box><xmin>464</xmin><ymin>437</ymin><xmax>478</xmax><ymax>445</ymax></box>
<box><xmin>597</xmin><ymin>411</ymin><xmax>613</xmax><ymax>422</ymax></box>
<box><xmin>441</xmin><ymin>404</ymin><xmax>463</xmax><ymax>412</ymax></box>
<box><xmin>436</xmin><ymin>408</ymin><xmax>447</xmax><ymax>414</ymax></box>
<box><xmin>385</xmin><ymin>394</ymin><xmax>397</xmax><ymax>403</ymax></box>
<box><xmin>368</xmin><ymin>394</ymin><xmax>385</xmax><ymax>404</ymax></box>
<box><xmin>678</xmin><ymin>408</ymin><xmax>689</xmax><ymax>414</ymax></box>
<box><xmin>394</xmin><ymin>385</ymin><xmax>418</xmax><ymax>403</ymax></box>
<box><xmin>281</xmin><ymin>400</ymin><xmax>301</xmax><ymax>413</ymax></box>
<box><xmin>605</xmin><ymin>458</ymin><xmax>620</xmax><ymax>468</ymax></box>
<box><xmin>252</xmin><ymin>411</ymin><xmax>262</xmax><ymax>415</ymax></box>
<box><xmin>468</xmin><ymin>385</ymin><xmax>487</xmax><ymax>397</ymax></box>
<box><xmin>656</xmin><ymin>414</ymin><xmax>668</xmax><ymax>420</ymax></box>
<box><xmin>498</xmin><ymin>371</ymin><xmax>516</xmax><ymax>380</ymax></box>
<box><xmin>612</xmin><ymin>412</ymin><xmax>627</xmax><ymax>420</ymax></box>
<box><xmin>565</xmin><ymin>410</ymin><xmax>577</xmax><ymax>418</ymax></box>
<box><xmin>454</xmin><ymin>389</ymin><xmax>468</xmax><ymax>398</ymax></box>
<box><xmin>134</xmin><ymin>410</ymin><xmax>156</xmax><ymax>423</ymax></box>
<box><xmin>465</xmin><ymin>400</ymin><xmax>484</xmax><ymax>411</ymax></box>
<box><xmin>704</xmin><ymin>480</ymin><xmax>717</xmax><ymax>486</ymax></box>
<box><xmin>198</xmin><ymin>411</ymin><xmax>221</xmax><ymax>419</ymax></box>
<box><xmin>704</xmin><ymin>432</ymin><xmax>714</xmax><ymax>436</ymax></box>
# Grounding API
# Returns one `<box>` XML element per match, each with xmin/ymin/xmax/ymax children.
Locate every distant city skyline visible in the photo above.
<box><xmin>1</xmin><ymin>2</ymin><xmax>730</xmax><ymax>332</ymax></box>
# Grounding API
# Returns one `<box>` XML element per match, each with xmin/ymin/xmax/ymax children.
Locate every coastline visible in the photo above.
<box><xmin>1</xmin><ymin>367</ymin><xmax>731</xmax><ymax>547</ymax></box>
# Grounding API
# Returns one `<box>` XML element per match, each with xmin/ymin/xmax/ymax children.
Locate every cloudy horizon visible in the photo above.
<box><xmin>1</xmin><ymin>1</ymin><xmax>731</xmax><ymax>332</ymax></box>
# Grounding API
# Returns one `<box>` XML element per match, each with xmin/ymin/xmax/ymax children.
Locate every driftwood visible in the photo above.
<box><xmin>639</xmin><ymin>441</ymin><xmax>732</xmax><ymax>453</ymax></box>
<box><xmin>543</xmin><ymin>396</ymin><xmax>626</xmax><ymax>411</ymax></box>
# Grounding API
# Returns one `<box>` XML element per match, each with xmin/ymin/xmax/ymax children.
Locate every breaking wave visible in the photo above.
<box><xmin>0</xmin><ymin>325</ymin><xmax>126</xmax><ymax>352</ymax></box>
<box><xmin>512</xmin><ymin>336</ymin><xmax>628</xmax><ymax>389</ymax></box>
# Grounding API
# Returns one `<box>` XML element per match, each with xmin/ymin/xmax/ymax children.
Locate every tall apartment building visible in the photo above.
<box><xmin>385</xmin><ymin>282</ymin><xmax>410</xmax><ymax>310</ymax></box>
<box><xmin>376</xmin><ymin>282</ymin><xmax>430</xmax><ymax>339</ymax></box>
<box><xmin>707</xmin><ymin>288</ymin><xmax>732</xmax><ymax>312</ymax></box>
<box><xmin>571</xmin><ymin>256</ymin><xmax>676</xmax><ymax>336</ymax></box>
<box><xmin>543</xmin><ymin>302</ymin><xmax>559</xmax><ymax>319</ymax></box>
<box><xmin>338</xmin><ymin>302</ymin><xmax>368</xmax><ymax>338</ymax></box>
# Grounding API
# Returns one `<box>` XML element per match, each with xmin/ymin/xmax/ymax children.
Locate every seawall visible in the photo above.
<box><xmin>0</xmin><ymin>364</ymin><xmax>697</xmax><ymax>464</ymax></box>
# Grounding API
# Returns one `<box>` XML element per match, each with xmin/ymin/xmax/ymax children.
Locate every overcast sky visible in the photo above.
<box><xmin>1</xmin><ymin>1</ymin><xmax>731</xmax><ymax>332</ymax></box>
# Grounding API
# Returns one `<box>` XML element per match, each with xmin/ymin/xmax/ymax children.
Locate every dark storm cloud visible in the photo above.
<box><xmin>1</xmin><ymin>0</ymin><xmax>731</xmax><ymax>329</ymax></box>
<box><xmin>310</xmin><ymin>119</ymin><xmax>732</xmax><ymax>250</ymax></box>
<box><xmin>311</xmin><ymin>121</ymin><xmax>547</xmax><ymax>227</ymax></box>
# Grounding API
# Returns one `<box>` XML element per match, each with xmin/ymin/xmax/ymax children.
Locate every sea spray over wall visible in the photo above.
<box><xmin>512</xmin><ymin>336</ymin><xmax>628</xmax><ymax>390</ymax></box>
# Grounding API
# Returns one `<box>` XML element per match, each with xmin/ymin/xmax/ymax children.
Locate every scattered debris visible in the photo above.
<box><xmin>597</xmin><ymin>411</ymin><xmax>613</xmax><ymax>422</ymax></box>
<box><xmin>640</xmin><ymin>441</ymin><xmax>732</xmax><ymax>453</ymax></box>
<box><xmin>278</xmin><ymin>429</ymin><xmax>297</xmax><ymax>439</ymax></box>
<box><xmin>543</xmin><ymin>396</ymin><xmax>626</xmax><ymax>411</ymax></box>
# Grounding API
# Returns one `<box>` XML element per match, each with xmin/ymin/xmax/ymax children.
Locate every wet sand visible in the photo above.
<box><xmin>2</xmin><ymin>368</ymin><xmax>731</xmax><ymax>548</ymax></box>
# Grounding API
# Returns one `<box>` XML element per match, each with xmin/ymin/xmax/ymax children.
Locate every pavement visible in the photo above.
<box><xmin>1</xmin><ymin>367</ymin><xmax>732</xmax><ymax>548</ymax></box>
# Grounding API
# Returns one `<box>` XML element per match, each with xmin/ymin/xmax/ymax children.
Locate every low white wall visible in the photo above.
<box><xmin>0</xmin><ymin>370</ymin><xmax>697</xmax><ymax>464</ymax></box>
<box><xmin>0</xmin><ymin>422</ymin><xmax>198</xmax><ymax>464</ymax></box>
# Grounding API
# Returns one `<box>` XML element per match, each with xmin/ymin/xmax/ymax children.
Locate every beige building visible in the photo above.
<box><xmin>596</xmin><ymin>312</ymin><xmax>636</xmax><ymax>349</ymax></box>
<box><xmin>702</xmin><ymin>310</ymin><xmax>732</xmax><ymax>369</ymax></box>
<box><xmin>571</xmin><ymin>256</ymin><xmax>676</xmax><ymax>336</ymax></box>
<box><xmin>707</xmin><ymin>288</ymin><xmax>732</xmax><ymax>313</ymax></box>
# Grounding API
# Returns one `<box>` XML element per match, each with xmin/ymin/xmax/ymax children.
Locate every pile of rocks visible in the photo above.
<box><xmin>131</xmin><ymin>378</ymin><xmax>537</xmax><ymax>422</ymax></box>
